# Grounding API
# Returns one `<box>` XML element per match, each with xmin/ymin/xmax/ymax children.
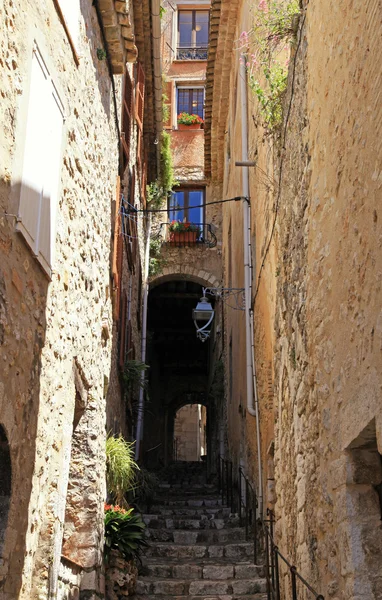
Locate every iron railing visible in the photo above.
<box><xmin>153</xmin><ymin>222</ymin><xmax>217</xmax><ymax>248</ymax></box>
<box><xmin>217</xmin><ymin>455</ymin><xmax>324</xmax><ymax>600</ymax></box>
<box><xmin>177</xmin><ymin>46</ymin><xmax>208</xmax><ymax>60</ymax></box>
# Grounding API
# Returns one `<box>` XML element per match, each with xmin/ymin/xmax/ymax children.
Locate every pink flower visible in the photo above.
<box><xmin>258</xmin><ymin>0</ymin><xmax>267</xmax><ymax>11</ymax></box>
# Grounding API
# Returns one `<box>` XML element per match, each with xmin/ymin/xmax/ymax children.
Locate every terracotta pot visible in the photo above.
<box><xmin>169</xmin><ymin>231</ymin><xmax>198</xmax><ymax>244</ymax></box>
<box><xmin>177</xmin><ymin>123</ymin><xmax>202</xmax><ymax>130</ymax></box>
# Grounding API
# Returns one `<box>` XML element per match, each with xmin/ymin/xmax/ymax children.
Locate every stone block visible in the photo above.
<box><xmin>173</xmin><ymin>564</ymin><xmax>202</xmax><ymax>579</ymax></box>
<box><xmin>153</xmin><ymin>580</ymin><xmax>186</xmax><ymax>595</ymax></box>
<box><xmin>189</xmin><ymin>580</ymin><xmax>229</xmax><ymax>595</ymax></box>
<box><xmin>203</xmin><ymin>564</ymin><xmax>234</xmax><ymax>579</ymax></box>
<box><xmin>232</xmin><ymin>578</ymin><xmax>267</xmax><ymax>594</ymax></box>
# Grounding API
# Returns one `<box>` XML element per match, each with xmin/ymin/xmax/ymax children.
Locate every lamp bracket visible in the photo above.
<box><xmin>202</xmin><ymin>287</ymin><xmax>245</xmax><ymax>311</ymax></box>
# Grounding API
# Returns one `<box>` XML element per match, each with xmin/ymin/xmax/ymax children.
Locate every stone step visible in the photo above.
<box><xmin>136</xmin><ymin>578</ymin><xmax>267</xmax><ymax>596</ymax></box>
<box><xmin>152</xmin><ymin>498</ymin><xmax>223</xmax><ymax>508</ymax></box>
<box><xmin>158</xmin><ymin>483</ymin><xmax>216</xmax><ymax>491</ymax></box>
<box><xmin>141</xmin><ymin>561</ymin><xmax>264</xmax><ymax>580</ymax></box>
<box><xmin>133</xmin><ymin>595</ymin><xmax>266</xmax><ymax>600</ymax></box>
<box><xmin>149</xmin><ymin>506</ymin><xmax>232</xmax><ymax>518</ymax></box>
<box><xmin>143</xmin><ymin>515</ymin><xmax>240</xmax><ymax>530</ymax></box>
<box><xmin>145</xmin><ymin>527</ymin><xmax>246</xmax><ymax>544</ymax></box>
<box><xmin>144</xmin><ymin>542</ymin><xmax>254</xmax><ymax>560</ymax></box>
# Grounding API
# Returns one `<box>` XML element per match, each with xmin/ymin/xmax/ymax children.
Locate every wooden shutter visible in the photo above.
<box><xmin>135</xmin><ymin>62</ymin><xmax>145</xmax><ymax>130</ymax></box>
<box><xmin>122</xmin><ymin>71</ymin><xmax>133</xmax><ymax>170</ymax></box>
<box><xmin>112</xmin><ymin>177</ymin><xmax>122</xmax><ymax>320</ymax></box>
<box><xmin>17</xmin><ymin>44</ymin><xmax>64</xmax><ymax>275</ymax></box>
<box><xmin>126</xmin><ymin>170</ymin><xmax>136</xmax><ymax>272</ymax></box>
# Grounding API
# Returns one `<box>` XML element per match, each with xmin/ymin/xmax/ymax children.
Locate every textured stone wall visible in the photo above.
<box><xmin>0</xmin><ymin>0</ymin><xmax>122</xmax><ymax>597</ymax></box>
<box><xmin>174</xmin><ymin>404</ymin><xmax>205</xmax><ymax>461</ymax></box>
<box><xmin>273</xmin><ymin>0</ymin><xmax>382</xmax><ymax>596</ymax></box>
<box><xmin>208</xmin><ymin>0</ymin><xmax>382</xmax><ymax>597</ymax></box>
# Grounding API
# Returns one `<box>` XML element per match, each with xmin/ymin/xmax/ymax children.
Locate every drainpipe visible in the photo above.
<box><xmin>135</xmin><ymin>0</ymin><xmax>162</xmax><ymax>461</ymax></box>
<box><xmin>135</xmin><ymin>213</ymin><xmax>151</xmax><ymax>461</ymax></box>
<box><xmin>239</xmin><ymin>57</ymin><xmax>264</xmax><ymax>518</ymax></box>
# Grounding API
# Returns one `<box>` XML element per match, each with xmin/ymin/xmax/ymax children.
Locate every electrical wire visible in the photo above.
<box><xmin>129</xmin><ymin>196</ymin><xmax>248</xmax><ymax>213</ymax></box>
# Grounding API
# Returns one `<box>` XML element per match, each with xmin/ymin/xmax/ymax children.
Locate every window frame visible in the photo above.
<box><xmin>177</xmin><ymin>9</ymin><xmax>209</xmax><ymax>52</ymax></box>
<box><xmin>168</xmin><ymin>187</ymin><xmax>205</xmax><ymax>225</ymax></box>
<box><xmin>176</xmin><ymin>86</ymin><xmax>205</xmax><ymax>119</ymax></box>
<box><xmin>16</xmin><ymin>42</ymin><xmax>65</xmax><ymax>278</ymax></box>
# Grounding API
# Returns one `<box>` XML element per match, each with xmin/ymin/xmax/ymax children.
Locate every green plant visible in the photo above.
<box><xmin>97</xmin><ymin>48</ymin><xmax>107</xmax><ymax>61</ymax></box>
<box><xmin>239</xmin><ymin>0</ymin><xmax>300</xmax><ymax>131</ymax></box>
<box><xmin>148</xmin><ymin>238</ymin><xmax>167</xmax><ymax>277</ymax></box>
<box><xmin>104</xmin><ymin>504</ymin><xmax>148</xmax><ymax>563</ymax></box>
<box><xmin>169</xmin><ymin>220</ymin><xmax>201</xmax><ymax>233</ymax></box>
<box><xmin>123</xmin><ymin>360</ymin><xmax>149</xmax><ymax>391</ymax></box>
<box><xmin>159</xmin><ymin>4</ymin><xmax>166</xmax><ymax>19</ymax></box>
<box><xmin>106</xmin><ymin>434</ymin><xmax>139</xmax><ymax>505</ymax></box>
<box><xmin>146</xmin><ymin>131</ymin><xmax>177</xmax><ymax>209</ymax></box>
<box><xmin>177</xmin><ymin>112</ymin><xmax>204</xmax><ymax>125</ymax></box>
<box><xmin>133</xmin><ymin>468</ymin><xmax>160</xmax><ymax>512</ymax></box>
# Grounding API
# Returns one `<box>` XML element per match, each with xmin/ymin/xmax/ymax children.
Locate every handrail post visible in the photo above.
<box><xmin>253</xmin><ymin>490</ymin><xmax>258</xmax><ymax>564</ymax></box>
<box><xmin>245</xmin><ymin>478</ymin><xmax>249</xmax><ymax>540</ymax></box>
<box><xmin>274</xmin><ymin>548</ymin><xmax>280</xmax><ymax>600</ymax></box>
<box><xmin>225</xmin><ymin>460</ymin><xmax>229</xmax><ymax>507</ymax></box>
<box><xmin>265</xmin><ymin>527</ymin><xmax>271</xmax><ymax>600</ymax></box>
<box><xmin>291</xmin><ymin>566</ymin><xmax>297</xmax><ymax>600</ymax></box>
<box><xmin>238</xmin><ymin>468</ymin><xmax>242</xmax><ymax>524</ymax></box>
<box><xmin>229</xmin><ymin>462</ymin><xmax>233</xmax><ymax>511</ymax></box>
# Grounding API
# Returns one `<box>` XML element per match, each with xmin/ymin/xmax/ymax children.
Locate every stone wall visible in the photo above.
<box><xmin>207</xmin><ymin>0</ymin><xmax>382</xmax><ymax>597</ymax></box>
<box><xmin>0</xmin><ymin>0</ymin><xmax>123</xmax><ymax>597</ymax></box>
<box><xmin>174</xmin><ymin>404</ymin><xmax>206</xmax><ymax>461</ymax></box>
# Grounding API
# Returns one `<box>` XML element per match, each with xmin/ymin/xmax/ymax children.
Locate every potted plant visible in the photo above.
<box><xmin>177</xmin><ymin>112</ymin><xmax>204</xmax><ymax>130</ymax></box>
<box><xmin>104</xmin><ymin>504</ymin><xmax>148</xmax><ymax>598</ymax></box>
<box><xmin>168</xmin><ymin>220</ymin><xmax>201</xmax><ymax>244</ymax></box>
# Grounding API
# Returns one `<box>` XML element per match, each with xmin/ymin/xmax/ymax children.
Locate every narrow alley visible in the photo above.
<box><xmin>0</xmin><ymin>0</ymin><xmax>381</xmax><ymax>599</ymax></box>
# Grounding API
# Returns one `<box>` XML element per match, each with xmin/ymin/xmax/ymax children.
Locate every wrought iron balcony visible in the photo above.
<box><xmin>176</xmin><ymin>46</ymin><xmax>208</xmax><ymax>60</ymax></box>
<box><xmin>153</xmin><ymin>223</ymin><xmax>217</xmax><ymax>248</ymax></box>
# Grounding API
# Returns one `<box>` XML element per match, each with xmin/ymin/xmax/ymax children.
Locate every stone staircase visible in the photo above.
<box><xmin>134</xmin><ymin>461</ymin><xmax>266</xmax><ymax>600</ymax></box>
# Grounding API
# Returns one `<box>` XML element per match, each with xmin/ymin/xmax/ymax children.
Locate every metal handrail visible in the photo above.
<box><xmin>217</xmin><ymin>456</ymin><xmax>325</xmax><ymax>600</ymax></box>
<box><xmin>176</xmin><ymin>46</ymin><xmax>208</xmax><ymax>60</ymax></box>
<box><xmin>153</xmin><ymin>222</ymin><xmax>217</xmax><ymax>248</ymax></box>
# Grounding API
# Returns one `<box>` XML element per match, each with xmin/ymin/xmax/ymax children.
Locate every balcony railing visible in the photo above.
<box><xmin>176</xmin><ymin>46</ymin><xmax>208</xmax><ymax>60</ymax></box>
<box><xmin>153</xmin><ymin>222</ymin><xmax>217</xmax><ymax>248</ymax></box>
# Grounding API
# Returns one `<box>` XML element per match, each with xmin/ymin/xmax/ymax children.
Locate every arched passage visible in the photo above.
<box><xmin>0</xmin><ymin>425</ymin><xmax>11</xmax><ymax>557</ymax></box>
<box><xmin>143</xmin><ymin>278</ymin><xmax>215</xmax><ymax>468</ymax></box>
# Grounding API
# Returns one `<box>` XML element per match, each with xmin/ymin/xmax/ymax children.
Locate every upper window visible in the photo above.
<box><xmin>177</xmin><ymin>88</ymin><xmax>204</xmax><ymax>119</ymax></box>
<box><xmin>169</xmin><ymin>189</ymin><xmax>204</xmax><ymax>224</ymax></box>
<box><xmin>177</xmin><ymin>11</ymin><xmax>209</xmax><ymax>60</ymax></box>
<box><xmin>17</xmin><ymin>44</ymin><xmax>64</xmax><ymax>276</ymax></box>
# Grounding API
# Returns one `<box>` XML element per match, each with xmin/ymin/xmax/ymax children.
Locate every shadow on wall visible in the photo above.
<box><xmin>0</xmin><ymin>177</ymin><xmax>49</xmax><ymax>597</ymax></box>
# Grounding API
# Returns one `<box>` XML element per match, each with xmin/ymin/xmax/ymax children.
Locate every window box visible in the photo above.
<box><xmin>178</xmin><ymin>123</ymin><xmax>202</xmax><ymax>130</ymax></box>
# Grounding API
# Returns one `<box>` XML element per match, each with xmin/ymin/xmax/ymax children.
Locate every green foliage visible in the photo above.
<box><xmin>104</xmin><ymin>505</ymin><xmax>148</xmax><ymax>563</ymax></box>
<box><xmin>159</xmin><ymin>4</ymin><xmax>166</xmax><ymax>19</ymax></box>
<box><xmin>146</xmin><ymin>132</ymin><xmax>177</xmax><ymax>209</ymax></box>
<box><xmin>168</xmin><ymin>220</ymin><xmax>201</xmax><ymax>233</ymax></box>
<box><xmin>133</xmin><ymin>468</ymin><xmax>160</xmax><ymax>512</ymax></box>
<box><xmin>148</xmin><ymin>238</ymin><xmax>166</xmax><ymax>277</ymax></box>
<box><xmin>160</xmin><ymin>131</ymin><xmax>176</xmax><ymax>195</ymax></box>
<box><xmin>97</xmin><ymin>48</ymin><xmax>107</xmax><ymax>61</ymax></box>
<box><xmin>239</xmin><ymin>0</ymin><xmax>300</xmax><ymax>131</ymax></box>
<box><xmin>106</xmin><ymin>434</ymin><xmax>139</xmax><ymax>505</ymax></box>
<box><xmin>123</xmin><ymin>360</ymin><xmax>149</xmax><ymax>395</ymax></box>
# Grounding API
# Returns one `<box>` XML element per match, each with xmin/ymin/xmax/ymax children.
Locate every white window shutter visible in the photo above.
<box><xmin>18</xmin><ymin>49</ymin><xmax>49</xmax><ymax>255</ymax></box>
<box><xmin>18</xmin><ymin>45</ymin><xmax>64</xmax><ymax>275</ymax></box>
<box><xmin>58</xmin><ymin>0</ymin><xmax>81</xmax><ymax>53</ymax></box>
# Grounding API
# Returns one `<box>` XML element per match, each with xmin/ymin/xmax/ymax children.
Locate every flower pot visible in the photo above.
<box><xmin>177</xmin><ymin>123</ymin><xmax>202</xmax><ymax>130</ymax></box>
<box><xmin>169</xmin><ymin>231</ymin><xmax>198</xmax><ymax>244</ymax></box>
<box><xmin>105</xmin><ymin>550</ymin><xmax>138</xmax><ymax>599</ymax></box>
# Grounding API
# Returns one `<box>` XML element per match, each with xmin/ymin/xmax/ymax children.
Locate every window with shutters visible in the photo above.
<box><xmin>122</xmin><ymin>71</ymin><xmax>133</xmax><ymax>170</ymax></box>
<box><xmin>124</xmin><ymin>170</ymin><xmax>137</xmax><ymax>273</ymax></box>
<box><xmin>17</xmin><ymin>43</ymin><xmax>65</xmax><ymax>277</ymax></box>
<box><xmin>177</xmin><ymin>10</ymin><xmax>209</xmax><ymax>60</ymax></box>
<box><xmin>119</xmin><ymin>291</ymin><xmax>128</xmax><ymax>368</ymax></box>
<box><xmin>177</xmin><ymin>87</ymin><xmax>204</xmax><ymax>119</ymax></box>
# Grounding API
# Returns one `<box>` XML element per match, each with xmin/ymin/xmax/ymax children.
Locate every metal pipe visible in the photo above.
<box><xmin>239</xmin><ymin>56</ymin><xmax>264</xmax><ymax>518</ymax></box>
<box><xmin>135</xmin><ymin>213</ymin><xmax>152</xmax><ymax>460</ymax></box>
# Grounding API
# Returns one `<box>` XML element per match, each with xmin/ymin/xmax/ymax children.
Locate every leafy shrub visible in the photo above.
<box><xmin>133</xmin><ymin>468</ymin><xmax>160</xmax><ymax>512</ymax></box>
<box><xmin>106</xmin><ymin>434</ymin><xmax>139</xmax><ymax>505</ymax></box>
<box><xmin>104</xmin><ymin>504</ymin><xmax>148</xmax><ymax>563</ymax></box>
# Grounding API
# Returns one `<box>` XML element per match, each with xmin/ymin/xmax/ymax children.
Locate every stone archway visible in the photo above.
<box><xmin>149</xmin><ymin>265</ymin><xmax>220</xmax><ymax>290</ymax></box>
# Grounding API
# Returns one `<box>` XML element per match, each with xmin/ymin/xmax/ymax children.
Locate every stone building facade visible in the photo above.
<box><xmin>205</xmin><ymin>0</ymin><xmax>382</xmax><ymax>597</ymax></box>
<box><xmin>0</xmin><ymin>0</ymin><xmax>159</xmax><ymax>598</ymax></box>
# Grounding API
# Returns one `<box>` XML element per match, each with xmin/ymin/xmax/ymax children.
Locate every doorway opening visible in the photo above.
<box><xmin>173</xmin><ymin>403</ymin><xmax>207</xmax><ymax>462</ymax></box>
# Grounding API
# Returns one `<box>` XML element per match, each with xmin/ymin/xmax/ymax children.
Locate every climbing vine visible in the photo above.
<box><xmin>239</xmin><ymin>0</ymin><xmax>300</xmax><ymax>130</ymax></box>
